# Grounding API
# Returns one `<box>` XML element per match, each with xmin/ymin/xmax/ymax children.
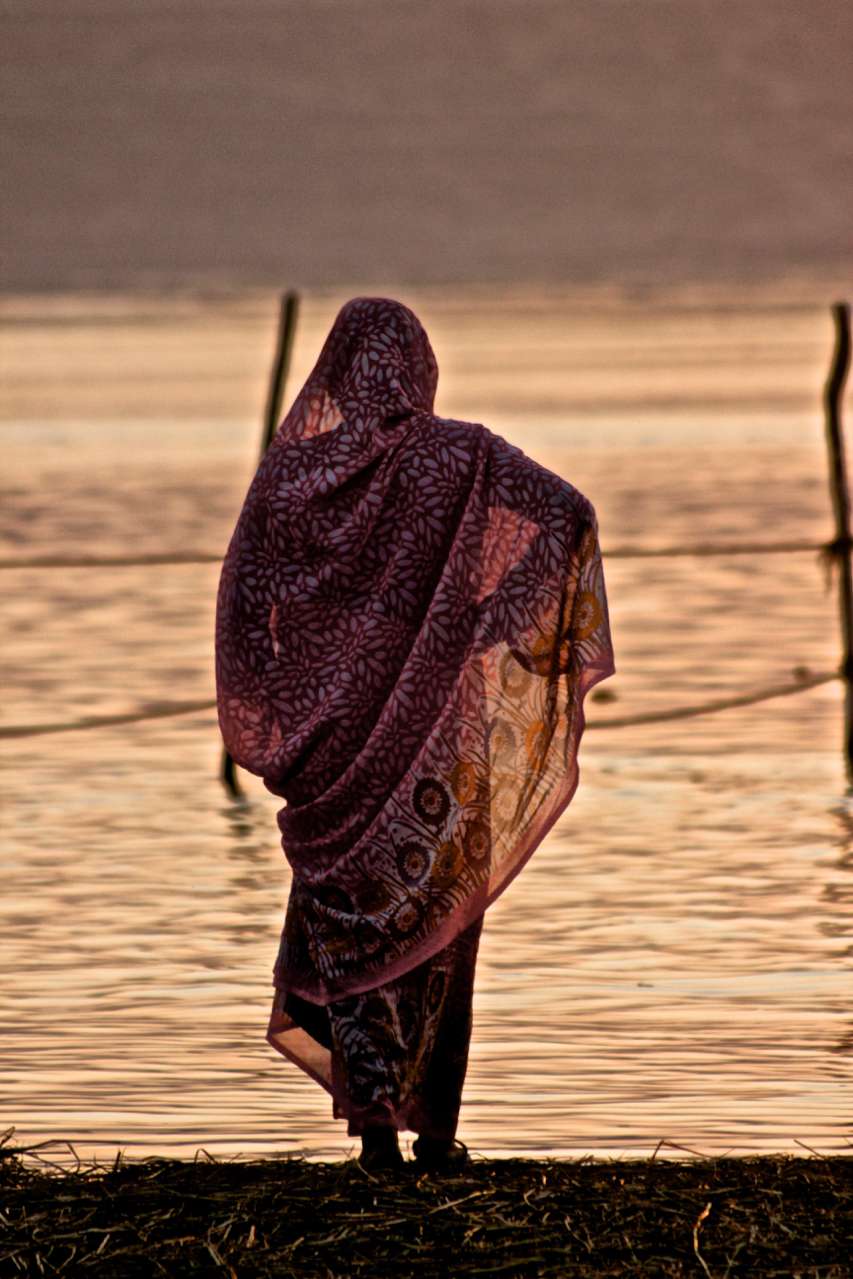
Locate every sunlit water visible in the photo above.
<box><xmin>1</xmin><ymin>288</ymin><xmax>850</xmax><ymax>1162</ymax></box>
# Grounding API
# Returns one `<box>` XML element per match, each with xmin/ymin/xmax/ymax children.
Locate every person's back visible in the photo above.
<box><xmin>215</xmin><ymin>296</ymin><xmax>614</xmax><ymax>1172</ymax></box>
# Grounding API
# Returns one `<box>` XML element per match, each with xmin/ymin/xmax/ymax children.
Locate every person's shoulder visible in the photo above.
<box><xmin>419</xmin><ymin>413</ymin><xmax>486</xmax><ymax>443</ymax></box>
<box><xmin>479</xmin><ymin>426</ymin><xmax>597</xmax><ymax>524</ymax></box>
<box><xmin>406</xmin><ymin>413</ymin><xmax>488</xmax><ymax>467</ymax></box>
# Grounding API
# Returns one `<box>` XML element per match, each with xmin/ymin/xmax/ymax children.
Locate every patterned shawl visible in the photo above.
<box><xmin>216</xmin><ymin>297</ymin><xmax>615</xmax><ymax>1006</ymax></box>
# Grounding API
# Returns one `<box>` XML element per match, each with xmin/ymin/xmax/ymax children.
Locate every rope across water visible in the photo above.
<box><xmin>0</xmin><ymin>670</ymin><xmax>838</xmax><ymax>740</ymax></box>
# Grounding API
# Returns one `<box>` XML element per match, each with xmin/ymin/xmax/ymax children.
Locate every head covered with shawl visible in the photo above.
<box><xmin>216</xmin><ymin>297</ymin><xmax>615</xmax><ymax>1008</ymax></box>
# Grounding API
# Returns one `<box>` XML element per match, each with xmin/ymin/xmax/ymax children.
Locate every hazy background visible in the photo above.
<box><xmin>2</xmin><ymin>0</ymin><xmax>851</xmax><ymax>294</ymax></box>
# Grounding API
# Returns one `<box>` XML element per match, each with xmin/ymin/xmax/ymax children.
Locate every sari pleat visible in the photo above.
<box><xmin>269</xmin><ymin>914</ymin><xmax>483</xmax><ymax>1138</ymax></box>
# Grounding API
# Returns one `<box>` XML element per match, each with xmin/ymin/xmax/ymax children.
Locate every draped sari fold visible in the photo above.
<box><xmin>215</xmin><ymin>297</ymin><xmax>615</xmax><ymax>1123</ymax></box>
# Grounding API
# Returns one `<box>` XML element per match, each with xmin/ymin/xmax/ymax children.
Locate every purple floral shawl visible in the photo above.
<box><xmin>215</xmin><ymin>297</ymin><xmax>615</xmax><ymax>1005</ymax></box>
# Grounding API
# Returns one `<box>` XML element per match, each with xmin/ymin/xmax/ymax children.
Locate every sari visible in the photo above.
<box><xmin>215</xmin><ymin>297</ymin><xmax>615</xmax><ymax>1135</ymax></box>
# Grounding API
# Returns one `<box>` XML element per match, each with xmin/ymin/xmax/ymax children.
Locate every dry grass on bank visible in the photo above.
<box><xmin>1</xmin><ymin>1136</ymin><xmax>850</xmax><ymax>1277</ymax></box>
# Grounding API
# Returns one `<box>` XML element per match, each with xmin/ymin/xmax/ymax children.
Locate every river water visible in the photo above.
<box><xmin>1</xmin><ymin>286</ymin><xmax>850</xmax><ymax>1162</ymax></box>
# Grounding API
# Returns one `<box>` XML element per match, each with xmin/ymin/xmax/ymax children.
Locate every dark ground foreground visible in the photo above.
<box><xmin>1</xmin><ymin>1139</ymin><xmax>851</xmax><ymax>1278</ymax></box>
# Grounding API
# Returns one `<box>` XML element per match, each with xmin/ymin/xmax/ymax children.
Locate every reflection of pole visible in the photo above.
<box><xmin>823</xmin><ymin>301</ymin><xmax>853</xmax><ymax>782</ymax></box>
<box><xmin>222</xmin><ymin>290</ymin><xmax>301</xmax><ymax>798</ymax></box>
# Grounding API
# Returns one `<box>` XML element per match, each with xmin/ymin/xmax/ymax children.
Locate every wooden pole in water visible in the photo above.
<box><xmin>222</xmin><ymin>290</ymin><xmax>301</xmax><ymax>798</ymax></box>
<box><xmin>823</xmin><ymin>300</ymin><xmax>853</xmax><ymax>781</ymax></box>
<box><xmin>261</xmin><ymin>290</ymin><xmax>301</xmax><ymax>454</ymax></box>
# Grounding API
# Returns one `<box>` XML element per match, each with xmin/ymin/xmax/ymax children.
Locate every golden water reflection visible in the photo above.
<box><xmin>1</xmin><ymin>289</ymin><xmax>850</xmax><ymax>1161</ymax></box>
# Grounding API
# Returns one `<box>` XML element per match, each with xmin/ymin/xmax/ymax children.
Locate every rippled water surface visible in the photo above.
<box><xmin>1</xmin><ymin>288</ymin><xmax>850</xmax><ymax>1161</ymax></box>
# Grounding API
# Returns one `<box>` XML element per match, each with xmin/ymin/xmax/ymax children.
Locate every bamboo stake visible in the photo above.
<box><xmin>261</xmin><ymin>291</ymin><xmax>300</xmax><ymax>454</ymax></box>
<box><xmin>823</xmin><ymin>300</ymin><xmax>852</xmax><ymax>781</ymax></box>
<box><xmin>222</xmin><ymin>290</ymin><xmax>301</xmax><ymax>797</ymax></box>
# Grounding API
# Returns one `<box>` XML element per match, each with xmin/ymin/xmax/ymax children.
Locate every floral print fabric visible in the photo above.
<box><xmin>215</xmin><ymin>297</ymin><xmax>615</xmax><ymax>1075</ymax></box>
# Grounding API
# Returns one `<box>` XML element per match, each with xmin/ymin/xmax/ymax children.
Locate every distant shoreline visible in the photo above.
<box><xmin>0</xmin><ymin>272</ymin><xmax>848</xmax><ymax>312</ymax></box>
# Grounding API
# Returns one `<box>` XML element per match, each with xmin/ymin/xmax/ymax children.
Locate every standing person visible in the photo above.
<box><xmin>215</xmin><ymin>297</ymin><xmax>614</xmax><ymax>1174</ymax></box>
